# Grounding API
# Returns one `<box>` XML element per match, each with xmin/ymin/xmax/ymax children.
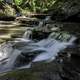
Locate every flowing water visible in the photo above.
<box><xmin>38</xmin><ymin>16</ymin><xmax>51</xmax><ymax>28</ymax></box>
<box><xmin>23</xmin><ymin>29</ymin><xmax>32</xmax><ymax>39</ymax></box>
<box><xmin>0</xmin><ymin>16</ymin><xmax>77</xmax><ymax>73</ymax></box>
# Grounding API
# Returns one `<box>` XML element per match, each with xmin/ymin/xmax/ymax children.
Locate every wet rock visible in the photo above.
<box><xmin>0</xmin><ymin>16</ymin><xmax>15</xmax><ymax>21</ymax></box>
<box><xmin>61</xmin><ymin>54</ymin><xmax>80</xmax><ymax>80</ymax></box>
<box><xmin>0</xmin><ymin>60</ymin><xmax>62</xmax><ymax>80</ymax></box>
<box><xmin>32</xmin><ymin>30</ymin><xmax>51</xmax><ymax>40</ymax></box>
<box><xmin>16</xmin><ymin>16</ymin><xmax>39</xmax><ymax>26</ymax></box>
<box><xmin>59</xmin><ymin>42</ymin><xmax>80</xmax><ymax>80</ymax></box>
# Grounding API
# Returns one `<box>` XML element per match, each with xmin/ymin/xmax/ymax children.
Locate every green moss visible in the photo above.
<box><xmin>0</xmin><ymin>70</ymin><xmax>41</xmax><ymax>80</ymax></box>
<box><xmin>0</xmin><ymin>61</ymin><xmax>60</xmax><ymax>80</ymax></box>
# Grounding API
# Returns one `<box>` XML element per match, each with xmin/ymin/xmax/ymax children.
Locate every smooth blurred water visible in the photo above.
<box><xmin>0</xmin><ymin>17</ymin><xmax>77</xmax><ymax>73</ymax></box>
<box><xmin>0</xmin><ymin>31</ymin><xmax>76</xmax><ymax>73</ymax></box>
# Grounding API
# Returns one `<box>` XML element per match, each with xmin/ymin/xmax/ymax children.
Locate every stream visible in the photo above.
<box><xmin>0</xmin><ymin>16</ymin><xmax>77</xmax><ymax>74</ymax></box>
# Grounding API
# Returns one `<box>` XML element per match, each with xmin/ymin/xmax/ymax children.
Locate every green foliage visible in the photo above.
<box><xmin>0</xmin><ymin>0</ymin><xmax>60</xmax><ymax>16</ymax></box>
<box><xmin>4</xmin><ymin>4</ymin><xmax>16</xmax><ymax>16</ymax></box>
<box><xmin>15</xmin><ymin>0</ymin><xmax>57</xmax><ymax>13</ymax></box>
<box><xmin>14</xmin><ymin>0</ymin><xmax>23</xmax><ymax>5</ymax></box>
<box><xmin>0</xmin><ymin>0</ymin><xmax>3</xmax><ymax>2</ymax></box>
<box><xmin>0</xmin><ymin>0</ymin><xmax>59</xmax><ymax>15</ymax></box>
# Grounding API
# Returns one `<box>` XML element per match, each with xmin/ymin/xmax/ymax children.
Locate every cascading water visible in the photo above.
<box><xmin>0</xmin><ymin>15</ymin><xmax>77</xmax><ymax>73</ymax></box>
<box><xmin>0</xmin><ymin>31</ymin><xmax>76</xmax><ymax>73</ymax></box>
<box><xmin>23</xmin><ymin>29</ymin><xmax>32</xmax><ymax>39</ymax></box>
<box><xmin>32</xmin><ymin>32</ymin><xmax>76</xmax><ymax>62</ymax></box>
<box><xmin>22</xmin><ymin>16</ymin><xmax>51</xmax><ymax>39</ymax></box>
<box><xmin>38</xmin><ymin>16</ymin><xmax>51</xmax><ymax>27</ymax></box>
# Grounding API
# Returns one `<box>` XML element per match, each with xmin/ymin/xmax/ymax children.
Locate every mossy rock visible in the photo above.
<box><xmin>0</xmin><ymin>61</ymin><xmax>61</xmax><ymax>80</ymax></box>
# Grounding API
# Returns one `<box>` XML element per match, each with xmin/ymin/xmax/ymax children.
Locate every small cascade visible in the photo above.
<box><xmin>32</xmin><ymin>33</ymin><xmax>76</xmax><ymax>62</ymax></box>
<box><xmin>0</xmin><ymin>14</ymin><xmax>77</xmax><ymax>73</ymax></box>
<box><xmin>0</xmin><ymin>31</ymin><xmax>76</xmax><ymax>73</ymax></box>
<box><xmin>23</xmin><ymin>29</ymin><xmax>32</xmax><ymax>39</ymax></box>
<box><xmin>22</xmin><ymin>16</ymin><xmax>51</xmax><ymax>39</ymax></box>
<box><xmin>38</xmin><ymin>16</ymin><xmax>51</xmax><ymax>27</ymax></box>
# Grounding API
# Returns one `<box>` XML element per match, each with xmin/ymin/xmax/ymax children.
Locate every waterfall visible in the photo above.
<box><xmin>0</xmin><ymin>14</ymin><xmax>77</xmax><ymax>73</ymax></box>
<box><xmin>32</xmin><ymin>36</ymin><xmax>76</xmax><ymax>62</ymax></box>
<box><xmin>0</xmin><ymin>31</ymin><xmax>76</xmax><ymax>73</ymax></box>
<box><xmin>22</xmin><ymin>16</ymin><xmax>51</xmax><ymax>39</ymax></box>
<box><xmin>23</xmin><ymin>29</ymin><xmax>32</xmax><ymax>39</ymax></box>
<box><xmin>38</xmin><ymin>16</ymin><xmax>51</xmax><ymax>27</ymax></box>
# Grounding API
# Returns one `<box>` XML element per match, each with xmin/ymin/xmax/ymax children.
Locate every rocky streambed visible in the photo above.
<box><xmin>0</xmin><ymin>16</ymin><xmax>79</xmax><ymax>80</ymax></box>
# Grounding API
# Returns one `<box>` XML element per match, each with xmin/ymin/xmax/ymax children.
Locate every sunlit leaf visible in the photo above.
<box><xmin>14</xmin><ymin>0</ymin><xmax>23</xmax><ymax>5</ymax></box>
